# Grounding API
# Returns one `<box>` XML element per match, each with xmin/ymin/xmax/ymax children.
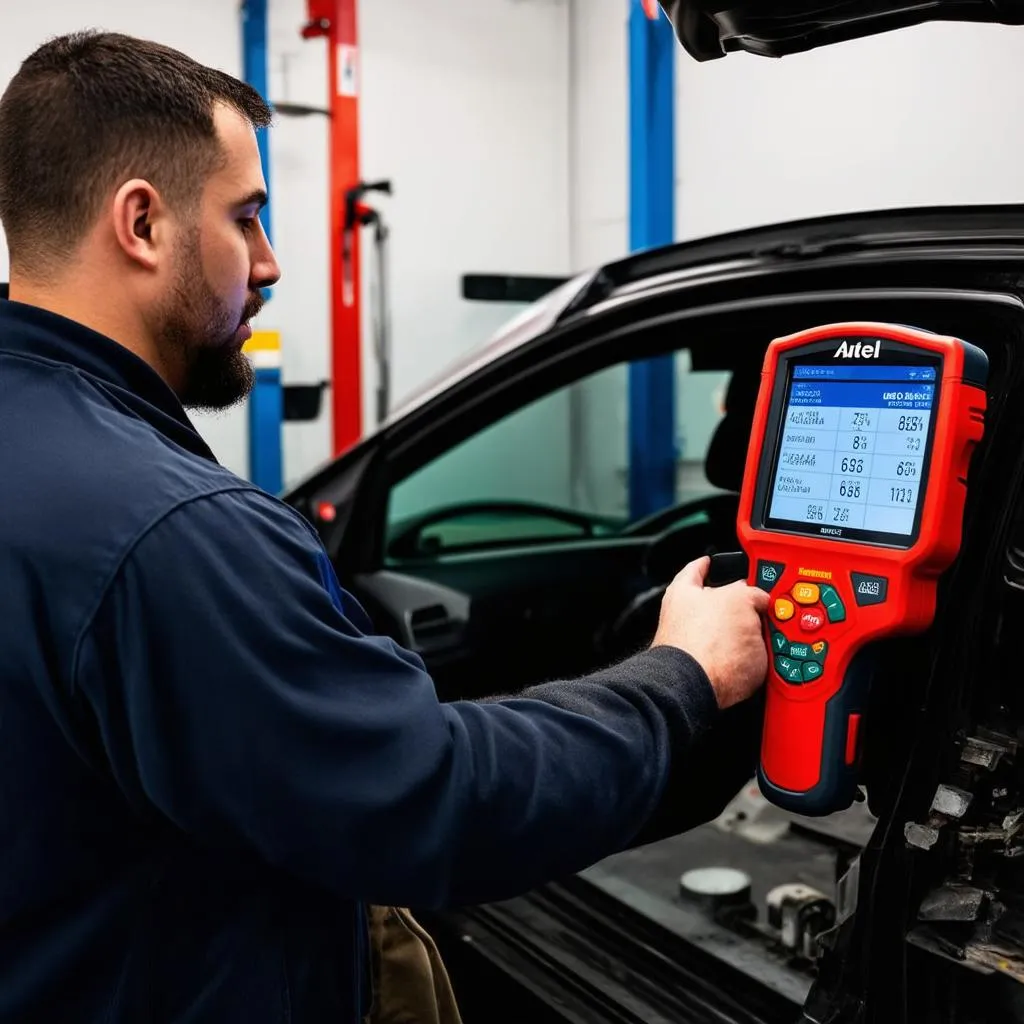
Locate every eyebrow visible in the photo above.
<box><xmin>234</xmin><ymin>189</ymin><xmax>269</xmax><ymax>211</ymax></box>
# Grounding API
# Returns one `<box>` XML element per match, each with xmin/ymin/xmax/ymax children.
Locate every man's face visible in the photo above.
<box><xmin>153</xmin><ymin>104</ymin><xmax>281</xmax><ymax>410</ymax></box>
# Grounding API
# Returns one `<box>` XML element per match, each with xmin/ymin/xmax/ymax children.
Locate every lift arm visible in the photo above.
<box><xmin>241</xmin><ymin>0</ymin><xmax>284</xmax><ymax>495</ymax></box>
<box><xmin>302</xmin><ymin>0</ymin><xmax>364</xmax><ymax>455</ymax></box>
<box><xmin>628</xmin><ymin>0</ymin><xmax>678</xmax><ymax>520</ymax></box>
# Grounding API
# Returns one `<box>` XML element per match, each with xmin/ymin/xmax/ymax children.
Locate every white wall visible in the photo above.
<box><xmin>0</xmin><ymin>0</ymin><xmax>572</xmax><ymax>485</ymax></box>
<box><xmin>675</xmin><ymin>23</ymin><xmax>1024</xmax><ymax>241</ymax></box>
<box><xmin>569</xmin><ymin>12</ymin><xmax>1024</xmax><ymax>263</ymax></box>
<box><xmin>568</xmin><ymin>0</ymin><xmax>629</xmax><ymax>269</ymax></box>
<box><xmin>270</xmin><ymin>0</ymin><xmax>572</xmax><ymax>485</ymax></box>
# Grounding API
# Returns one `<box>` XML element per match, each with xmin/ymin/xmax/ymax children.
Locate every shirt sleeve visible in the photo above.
<box><xmin>73</xmin><ymin>487</ymin><xmax>727</xmax><ymax>909</ymax></box>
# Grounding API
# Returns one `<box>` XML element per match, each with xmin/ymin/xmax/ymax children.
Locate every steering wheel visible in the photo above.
<box><xmin>386</xmin><ymin>500</ymin><xmax>603</xmax><ymax>559</ymax></box>
<box><xmin>597</xmin><ymin>492</ymin><xmax>742</xmax><ymax>659</ymax></box>
<box><xmin>599</xmin><ymin>584</ymin><xmax>669</xmax><ymax>658</ymax></box>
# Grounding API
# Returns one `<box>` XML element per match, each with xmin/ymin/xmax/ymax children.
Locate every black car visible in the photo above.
<box><xmin>283</xmin><ymin>6</ymin><xmax>1024</xmax><ymax>1022</ymax></box>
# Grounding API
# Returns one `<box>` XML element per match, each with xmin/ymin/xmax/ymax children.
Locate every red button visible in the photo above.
<box><xmin>800</xmin><ymin>608</ymin><xmax>824</xmax><ymax>632</ymax></box>
<box><xmin>845</xmin><ymin>714</ymin><xmax>861</xmax><ymax>765</ymax></box>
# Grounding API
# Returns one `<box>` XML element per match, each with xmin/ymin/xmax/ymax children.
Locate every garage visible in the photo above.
<box><xmin>2</xmin><ymin>4</ymin><xmax>1024</xmax><ymax>1024</ymax></box>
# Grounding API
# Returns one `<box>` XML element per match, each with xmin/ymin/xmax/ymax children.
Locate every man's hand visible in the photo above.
<box><xmin>652</xmin><ymin>556</ymin><xmax>770</xmax><ymax>709</ymax></box>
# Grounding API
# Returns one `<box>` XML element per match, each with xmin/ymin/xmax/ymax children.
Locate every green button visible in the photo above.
<box><xmin>802</xmin><ymin>661</ymin><xmax>824</xmax><ymax>683</ymax></box>
<box><xmin>786</xmin><ymin>640</ymin><xmax>828</xmax><ymax>662</ymax></box>
<box><xmin>775</xmin><ymin>656</ymin><xmax>804</xmax><ymax>684</ymax></box>
<box><xmin>820</xmin><ymin>584</ymin><xmax>847</xmax><ymax>623</ymax></box>
<box><xmin>771</xmin><ymin>631</ymin><xmax>789</xmax><ymax>654</ymax></box>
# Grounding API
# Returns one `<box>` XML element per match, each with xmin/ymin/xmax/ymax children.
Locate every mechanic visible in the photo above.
<box><xmin>0</xmin><ymin>31</ymin><xmax>770</xmax><ymax>1024</ymax></box>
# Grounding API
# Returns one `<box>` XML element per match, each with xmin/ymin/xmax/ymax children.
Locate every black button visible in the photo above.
<box><xmin>851</xmin><ymin>572</ymin><xmax>888</xmax><ymax>606</ymax></box>
<box><xmin>756</xmin><ymin>560</ymin><xmax>786</xmax><ymax>592</ymax></box>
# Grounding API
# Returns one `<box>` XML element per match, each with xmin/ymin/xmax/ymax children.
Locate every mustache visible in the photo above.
<box><xmin>240</xmin><ymin>294</ymin><xmax>264</xmax><ymax>326</ymax></box>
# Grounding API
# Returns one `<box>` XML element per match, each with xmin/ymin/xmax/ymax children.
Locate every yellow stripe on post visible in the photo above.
<box><xmin>243</xmin><ymin>330</ymin><xmax>282</xmax><ymax>369</ymax></box>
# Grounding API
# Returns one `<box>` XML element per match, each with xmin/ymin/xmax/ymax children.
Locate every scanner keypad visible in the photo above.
<box><xmin>769</xmin><ymin>578</ymin><xmax>846</xmax><ymax>685</ymax></box>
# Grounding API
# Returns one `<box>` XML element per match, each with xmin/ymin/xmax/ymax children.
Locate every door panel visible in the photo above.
<box><xmin>355</xmin><ymin>540</ymin><xmax>651</xmax><ymax>701</ymax></box>
<box><xmin>353</xmin><ymin>499</ymin><xmax>740</xmax><ymax>700</ymax></box>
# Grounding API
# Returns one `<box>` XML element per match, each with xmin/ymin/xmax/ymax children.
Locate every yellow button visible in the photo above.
<box><xmin>812</xmin><ymin>641</ymin><xmax>826</xmax><ymax>655</ymax></box>
<box><xmin>792</xmin><ymin>582</ymin><xmax>820</xmax><ymax>605</ymax></box>
<box><xmin>774</xmin><ymin>597</ymin><xmax>795</xmax><ymax>622</ymax></box>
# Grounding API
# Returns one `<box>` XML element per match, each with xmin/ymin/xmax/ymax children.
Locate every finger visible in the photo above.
<box><xmin>675</xmin><ymin>555</ymin><xmax>710</xmax><ymax>588</ymax></box>
<box><xmin>747</xmin><ymin>586</ymin><xmax>771</xmax><ymax>612</ymax></box>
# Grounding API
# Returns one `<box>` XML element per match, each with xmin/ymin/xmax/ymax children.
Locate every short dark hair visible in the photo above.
<box><xmin>0</xmin><ymin>31</ymin><xmax>273</xmax><ymax>277</ymax></box>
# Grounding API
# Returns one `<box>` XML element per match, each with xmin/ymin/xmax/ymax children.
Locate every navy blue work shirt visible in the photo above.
<box><xmin>0</xmin><ymin>299</ymin><xmax>761</xmax><ymax>1023</ymax></box>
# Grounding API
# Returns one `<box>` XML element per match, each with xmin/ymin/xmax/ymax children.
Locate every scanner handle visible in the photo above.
<box><xmin>707</xmin><ymin>551</ymin><xmax>750</xmax><ymax>588</ymax></box>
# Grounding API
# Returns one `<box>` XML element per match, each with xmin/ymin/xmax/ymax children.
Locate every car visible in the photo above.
<box><xmin>283</xmin><ymin>6</ymin><xmax>1024</xmax><ymax>1022</ymax></box>
<box><xmin>284</xmin><ymin>190</ymin><xmax>1024</xmax><ymax>1024</ymax></box>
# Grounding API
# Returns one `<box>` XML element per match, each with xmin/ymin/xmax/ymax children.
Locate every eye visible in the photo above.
<box><xmin>238</xmin><ymin>216</ymin><xmax>257</xmax><ymax>233</ymax></box>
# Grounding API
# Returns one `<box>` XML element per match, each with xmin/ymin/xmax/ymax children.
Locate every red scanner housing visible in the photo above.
<box><xmin>736</xmin><ymin>322</ymin><xmax>988</xmax><ymax>816</ymax></box>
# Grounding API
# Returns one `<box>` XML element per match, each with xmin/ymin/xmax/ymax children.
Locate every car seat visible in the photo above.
<box><xmin>698</xmin><ymin>366</ymin><xmax>763</xmax><ymax>549</ymax></box>
<box><xmin>705</xmin><ymin>366</ymin><xmax>761</xmax><ymax>492</ymax></box>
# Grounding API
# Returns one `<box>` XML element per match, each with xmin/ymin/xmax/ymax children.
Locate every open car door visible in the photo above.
<box><xmin>659</xmin><ymin>0</ymin><xmax>1024</xmax><ymax>61</ymax></box>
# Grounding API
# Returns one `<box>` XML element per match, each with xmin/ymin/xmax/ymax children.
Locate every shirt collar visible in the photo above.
<box><xmin>0</xmin><ymin>298</ymin><xmax>218</xmax><ymax>462</ymax></box>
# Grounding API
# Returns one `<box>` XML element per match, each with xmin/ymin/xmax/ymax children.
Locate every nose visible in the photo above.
<box><xmin>251</xmin><ymin>221</ymin><xmax>282</xmax><ymax>291</ymax></box>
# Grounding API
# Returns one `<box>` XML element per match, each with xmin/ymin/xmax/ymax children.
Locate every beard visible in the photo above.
<box><xmin>155</xmin><ymin>229</ymin><xmax>262</xmax><ymax>411</ymax></box>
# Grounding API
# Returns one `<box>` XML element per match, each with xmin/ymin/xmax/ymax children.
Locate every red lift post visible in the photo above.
<box><xmin>301</xmin><ymin>0</ymin><xmax>363</xmax><ymax>455</ymax></box>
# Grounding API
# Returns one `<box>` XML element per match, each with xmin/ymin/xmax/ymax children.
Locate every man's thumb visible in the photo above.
<box><xmin>676</xmin><ymin>555</ymin><xmax>710</xmax><ymax>589</ymax></box>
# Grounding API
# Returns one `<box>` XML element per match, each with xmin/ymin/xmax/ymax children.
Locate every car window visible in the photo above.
<box><xmin>385</xmin><ymin>352</ymin><xmax>731</xmax><ymax>560</ymax></box>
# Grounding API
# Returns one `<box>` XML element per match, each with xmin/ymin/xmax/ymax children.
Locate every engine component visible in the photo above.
<box><xmin>766</xmin><ymin>883</ymin><xmax>837</xmax><ymax>961</ymax></box>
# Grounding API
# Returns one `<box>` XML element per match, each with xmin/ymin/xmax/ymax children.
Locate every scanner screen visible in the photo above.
<box><xmin>765</xmin><ymin>363</ymin><xmax>937</xmax><ymax>546</ymax></box>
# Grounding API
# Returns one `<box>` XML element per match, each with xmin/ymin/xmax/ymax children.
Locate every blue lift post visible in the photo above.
<box><xmin>627</xmin><ymin>0</ymin><xmax>678</xmax><ymax>520</ymax></box>
<box><xmin>242</xmin><ymin>0</ymin><xmax>285</xmax><ymax>495</ymax></box>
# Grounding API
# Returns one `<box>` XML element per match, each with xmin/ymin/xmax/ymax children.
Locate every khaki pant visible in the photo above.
<box><xmin>364</xmin><ymin>906</ymin><xmax>463</xmax><ymax>1024</ymax></box>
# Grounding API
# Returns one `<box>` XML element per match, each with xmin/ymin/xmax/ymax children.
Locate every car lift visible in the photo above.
<box><xmin>241</xmin><ymin>0</ymin><xmax>284</xmax><ymax>494</ymax></box>
<box><xmin>628</xmin><ymin>0</ymin><xmax>678</xmax><ymax>520</ymax></box>
<box><xmin>240</xmin><ymin>0</ymin><xmax>674</xmax><ymax>502</ymax></box>
<box><xmin>300</xmin><ymin>0</ymin><xmax>373</xmax><ymax>458</ymax></box>
<box><xmin>343</xmin><ymin>180</ymin><xmax>393</xmax><ymax>426</ymax></box>
<box><xmin>241</xmin><ymin>0</ymin><xmax>384</xmax><ymax>494</ymax></box>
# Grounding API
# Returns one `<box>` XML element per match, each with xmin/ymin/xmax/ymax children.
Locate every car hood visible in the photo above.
<box><xmin>659</xmin><ymin>0</ymin><xmax>1024</xmax><ymax>61</ymax></box>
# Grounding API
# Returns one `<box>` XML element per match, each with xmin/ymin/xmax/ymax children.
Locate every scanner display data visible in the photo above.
<box><xmin>767</xmin><ymin>364</ymin><xmax>937</xmax><ymax>539</ymax></box>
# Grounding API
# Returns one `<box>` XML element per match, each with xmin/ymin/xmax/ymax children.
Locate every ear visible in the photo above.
<box><xmin>111</xmin><ymin>179</ymin><xmax>165</xmax><ymax>271</ymax></box>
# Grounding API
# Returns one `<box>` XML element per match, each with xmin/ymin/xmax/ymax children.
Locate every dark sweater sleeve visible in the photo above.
<box><xmin>515</xmin><ymin>667</ymin><xmax>765</xmax><ymax>853</ymax></box>
<box><xmin>72</xmin><ymin>488</ymin><xmax>724</xmax><ymax>909</ymax></box>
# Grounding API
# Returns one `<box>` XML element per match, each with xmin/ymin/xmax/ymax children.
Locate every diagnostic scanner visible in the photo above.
<box><xmin>736</xmin><ymin>322</ymin><xmax>988</xmax><ymax>816</ymax></box>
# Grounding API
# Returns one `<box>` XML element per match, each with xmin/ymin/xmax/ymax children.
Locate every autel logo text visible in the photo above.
<box><xmin>833</xmin><ymin>339</ymin><xmax>880</xmax><ymax>359</ymax></box>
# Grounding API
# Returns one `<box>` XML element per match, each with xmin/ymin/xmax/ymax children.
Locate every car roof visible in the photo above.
<box><xmin>384</xmin><ymin>203</ymin><xmax>1024</xmax><ymax>428</ymax></box>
